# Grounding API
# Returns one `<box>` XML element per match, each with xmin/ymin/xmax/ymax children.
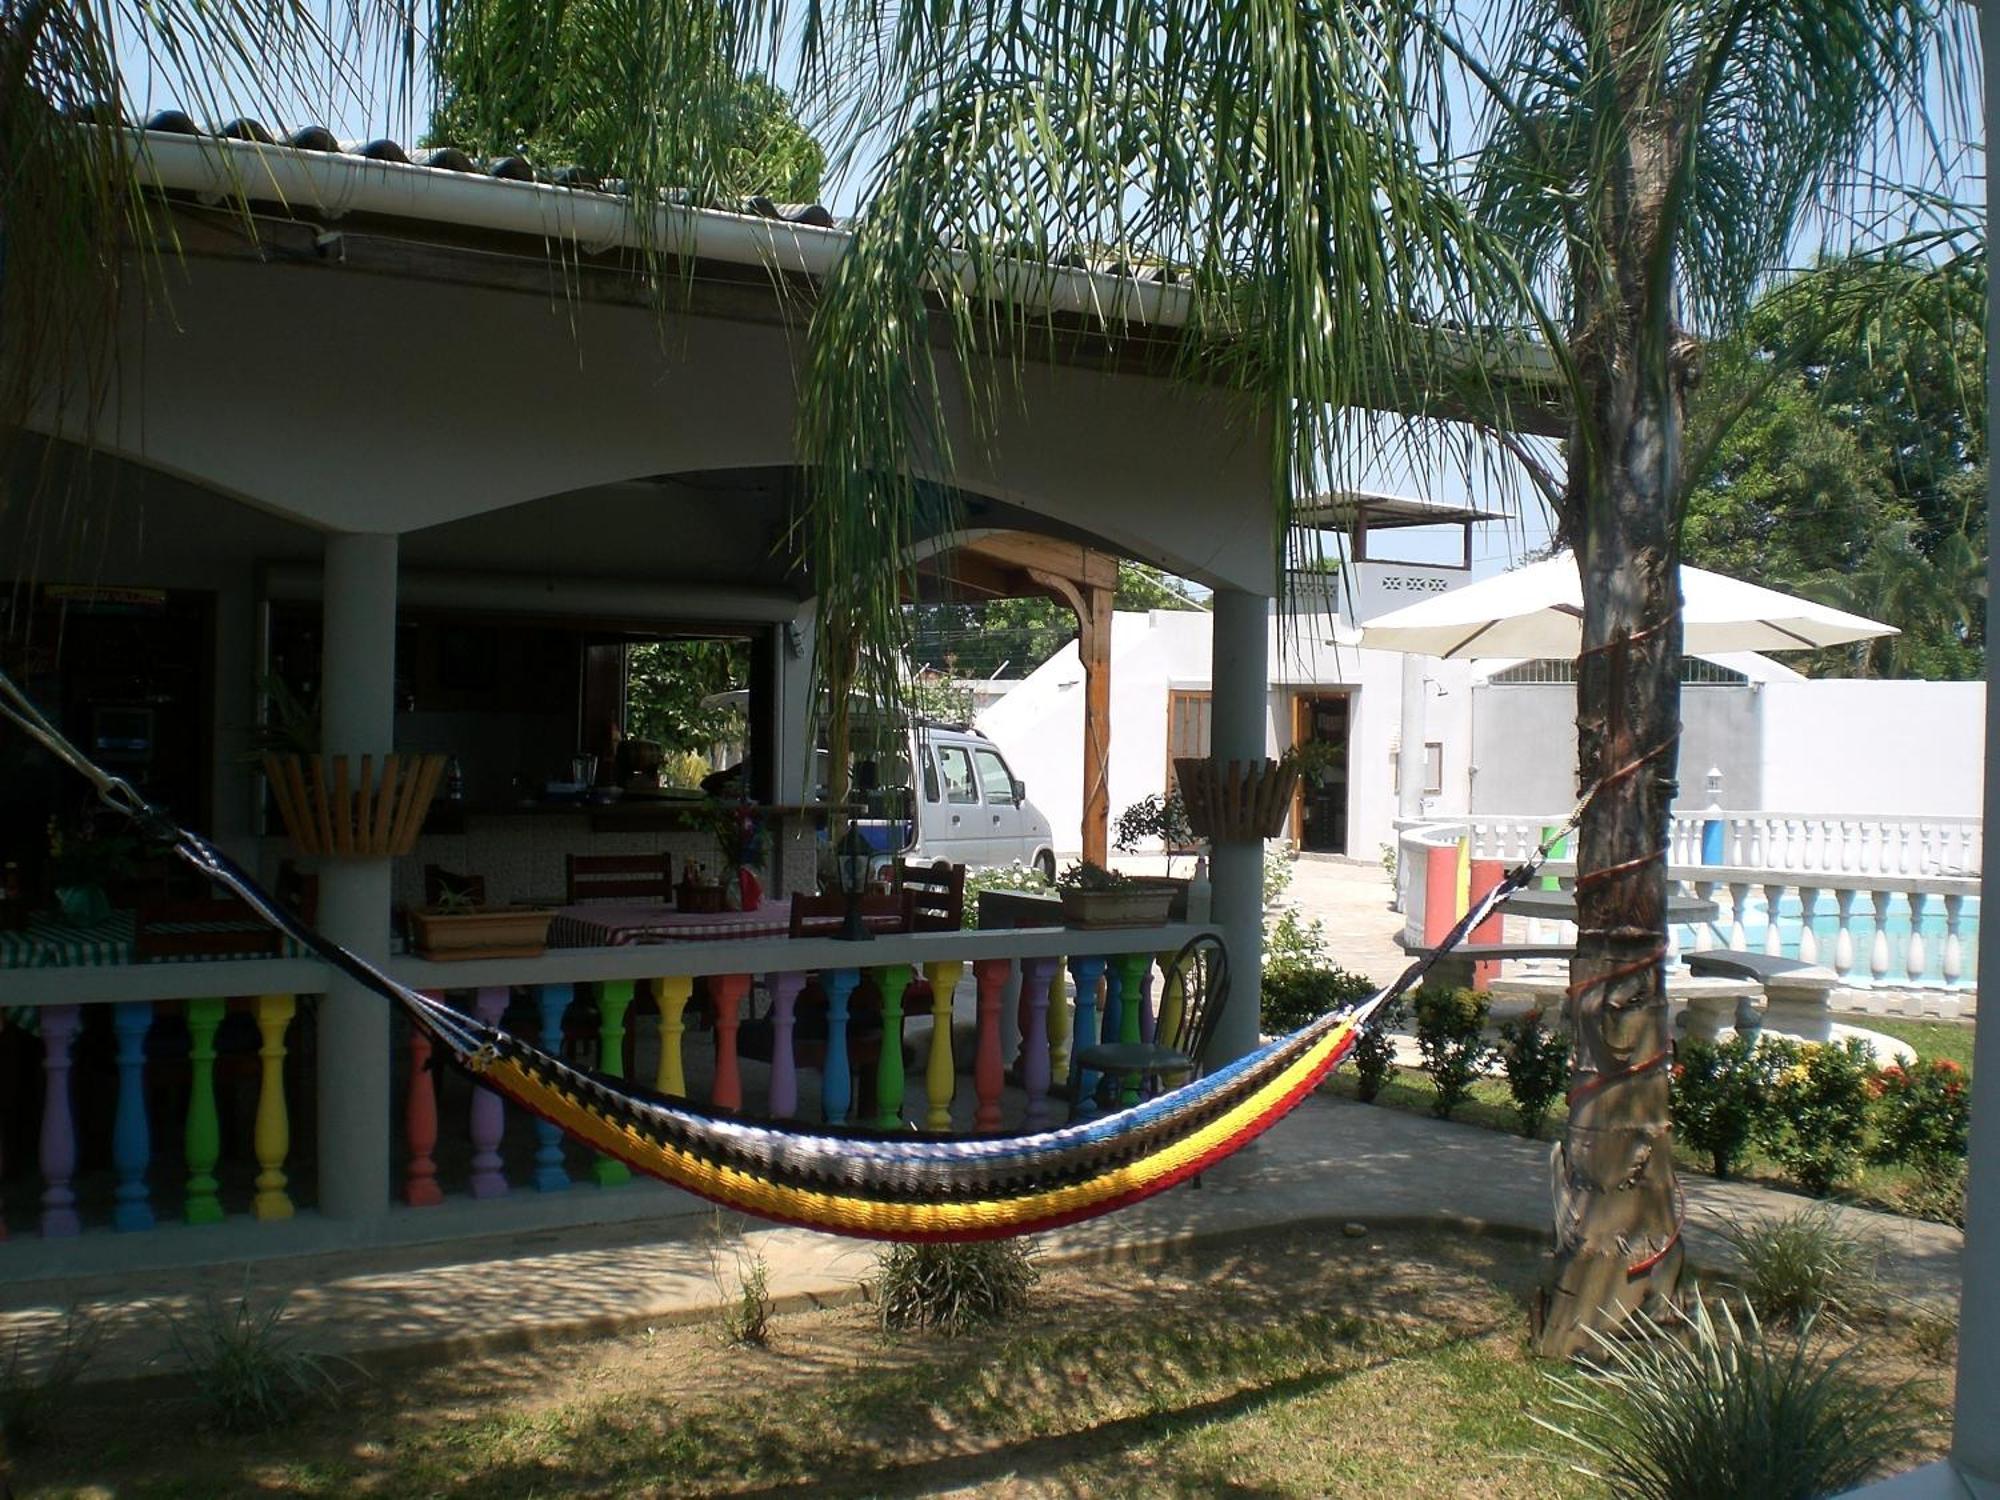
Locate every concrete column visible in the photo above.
<box><xmin>1397</xmin><ymin>654</ymin><xmax>1426</xmax><ymax>821</ymax></box>
<box><xmin>316</xmin><ymin>532</ymin><xmax>398</xmax><ymax>1219</ymax></box>
<box><xmin>1208</xmin><ymin>588</ymin><xmax>1268</xmax><ymax>1065</ymax></box>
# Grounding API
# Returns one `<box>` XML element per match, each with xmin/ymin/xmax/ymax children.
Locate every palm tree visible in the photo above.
<box><xmin>0</xmin><ymin>0</ymin><xmax>1976</xmax><ymax>1356</ymax></box>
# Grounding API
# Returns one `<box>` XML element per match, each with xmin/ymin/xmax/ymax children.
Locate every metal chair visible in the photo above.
<box><xmin>1072</xmin><ymin>933</ymin><xmax>1229</xmax><ymax>1113</ymax></box>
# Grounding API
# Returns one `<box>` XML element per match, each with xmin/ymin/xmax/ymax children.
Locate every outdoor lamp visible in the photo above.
<box><xmin>836</xmin><ymin>819</ymin><xmax>873</xmax><ymax>941</ymax></box>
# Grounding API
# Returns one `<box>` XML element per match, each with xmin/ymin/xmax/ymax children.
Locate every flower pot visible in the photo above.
<box><xmin>1123</xmin><ymin>875</ymin><xmax>1190</xmax><ymax>921</ymax></box>
<box><xmin>1059</xmin><ymin>886</ymin><xmax>1176</xmax><ymax>929</ymax></box>
<box><xmin>1172</xmin><ymin>757</ymin><xmax>1299</xmax><ymax>841</ymax></box>
<box><xmin>408</xmin><ymin>906</ymin><xmax>554</xmax><ymax>961</ymax></box>
<box><xmin>265</xmin><ymin>753</ymin><xmax>448</xmax><ymax>857</ymax></box>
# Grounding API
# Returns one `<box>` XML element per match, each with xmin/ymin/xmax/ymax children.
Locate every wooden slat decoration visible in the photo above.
<box><xmin>1173</xmin><ymin>756</ymin><xmax>1298</xmax><ymax>840</ymax></box>
<box><xmin>263</xmin><ymin>752</ymin><xmax>448</xmax><ymax>856</ymax></box>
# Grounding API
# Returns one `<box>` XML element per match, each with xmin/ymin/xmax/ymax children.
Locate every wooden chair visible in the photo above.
<box><xmin>134</xmin><ymin>898</ymin><xmax>283</xmax><ymax>962</ymax></box>
<box><xmin>1073</xmin><ymin>933</ymin><xmax>1230</xmax><ymax>1115</ymax></box>
<box><xmin>565</xmin><ymin>853</ymin><xmax>672</xmax><ymax>904</ymax></box>
<box><xmin>787</xmin><ymin>888</ymin><xmax>914</xmax><ymax>938</ymax></box>
<box><xmin>892</xmin><ymin>859</ymin><xmax>966</xmax><ymax>932</ymax></box>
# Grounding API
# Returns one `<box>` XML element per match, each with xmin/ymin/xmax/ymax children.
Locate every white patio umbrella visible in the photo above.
<box><xmin>1356</xmin><ymin>551</ymin><xmax>1896</xmax><ymax>658</ymax></box>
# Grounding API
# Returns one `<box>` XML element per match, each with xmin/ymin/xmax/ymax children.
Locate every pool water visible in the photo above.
<box><xmin>1676</xmin><ymin>891</ymin><xmax>1980</xmax><ymax>988</ymax></box>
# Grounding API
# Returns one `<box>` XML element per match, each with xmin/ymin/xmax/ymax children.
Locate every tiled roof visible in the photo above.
<box><xmin>134</xmin><ymin>108</ymin><xmax>837</xmax><ymax>229</ymax></box>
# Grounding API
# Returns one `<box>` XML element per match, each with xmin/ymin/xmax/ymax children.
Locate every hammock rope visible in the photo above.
<box><xmin>2</xmin><ymin>667</ymin><xmax>1579</xmax><ymax>1241</ymax></box>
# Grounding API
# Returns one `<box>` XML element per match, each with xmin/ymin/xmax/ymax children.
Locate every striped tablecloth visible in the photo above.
<box><xmin>548</xmin><ymin>900</ymin><xmax>796</xmax><ymax>948</ymax></box>
<box><xmin>0</xmin><ymin>911</ymin><xmax>306</xmax><ymax>969</ymax></box>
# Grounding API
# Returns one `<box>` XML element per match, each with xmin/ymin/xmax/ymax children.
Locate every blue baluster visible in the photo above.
<box><xmin>533</xmin><ymin>984</ymin><xmax>573</xmax><ymax>1191</ymax></box>
<box><xmin>1067</xmin><ymin>956</ymin><xmax>1108</xmax><ymax>1119</ymax></box>
<box><xmin>112</xmin><ymin>1001</ymin><xmax>155</xmax><ymax>1231</ymax></box>
<box><xmin>822</xmin><ymin>968</ymin><xmax>860</xmax><ymax>1125</ymax></box>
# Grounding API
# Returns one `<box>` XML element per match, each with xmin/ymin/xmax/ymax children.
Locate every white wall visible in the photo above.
<box><xmin>1757</xmin><ymin>680</ymin><xmax>1986</xmax><ymax>816</ymax></box>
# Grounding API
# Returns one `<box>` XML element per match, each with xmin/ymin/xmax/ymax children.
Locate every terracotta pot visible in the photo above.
<box><xmin>408</xmin><ymin>906</ymin><xmax>553</xmax><ymax>960</ymax></box>
<box><xmin>1123</xmin><ymin>875</ymin><xmax>1190</xmax><ymax>920</ymax></box>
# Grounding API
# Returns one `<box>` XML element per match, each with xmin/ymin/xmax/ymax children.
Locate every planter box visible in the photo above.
<box><xmin>1059</xmin><ymin>887</ymin><xmax>1175</xmax><ymax>929</ymax></box>
<box><xmin>1123</xmin><ymin>875</ymin><xmax>1190</xmax><ymax>921</ymax></box>
<box><xmin>1173</xmin><ymin>757</ymin><xmax>1298</xmax><ymax>841</ymax></box>
<box><xmin>409</xmin><ymin>906</ymin><xmax>553</xmax><ymax>961</ymax></box>
<box><xmin>265</xmin><ymin>752</ymin><xmax>448</xmax><ymax>857</ymax></box>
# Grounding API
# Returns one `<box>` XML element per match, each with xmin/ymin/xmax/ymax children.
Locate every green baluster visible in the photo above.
<box><xmin>1114</xmin><ymin>954</ymin><xmax>1151</xmax><ymax>1106</ymax></box>
<box><xmin>873</xmin><ymin>965</ymin><xmax>913</xmax><ymax>1129</ymax></box>
<box><xmin>184</xmin><ymin>998</ymin><xmax>226</xmax><ymax>1225</ymax></box>
<box><xmin>593</xmin><ymin>981</ymin><xmax>633</xmax><ymax>1187</ymax></box>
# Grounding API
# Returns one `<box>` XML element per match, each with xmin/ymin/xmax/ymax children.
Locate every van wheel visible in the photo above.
<box><xmin>1035</xmin><ymin>850</ymin><xmax>1056</xmax><ymax>883</ymax></box>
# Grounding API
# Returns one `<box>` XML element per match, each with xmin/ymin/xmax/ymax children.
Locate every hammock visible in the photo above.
<box><xmin>3</xmin><ymin>671</ymin><xmax>1563</xmax><ymax>1242</ymax></box>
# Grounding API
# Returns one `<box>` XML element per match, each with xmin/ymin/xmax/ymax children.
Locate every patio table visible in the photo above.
<box><xmin>547</xmin><ymin>900</ymin><xmax>795</xmax><ymax>948</ymax></box>
<box><xmin>0</xmin><ymin>911</ymin><xmax>305</xmax><ymax>969</ymax></box>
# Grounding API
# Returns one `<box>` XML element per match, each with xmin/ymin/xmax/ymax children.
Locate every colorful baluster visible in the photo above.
<box><xmin>1906</xmin><ymin>892</ymin><xmax>1930</xmax><ymax>987</ymax></box>
<box><xmin>972</xmin><ymin>959</ymin><xmax>1011</xmax><ymax>1132</ymax></box>
<box><xmin>593</xmin><ymin>981</ymin><xmax>634</xmax><ymax>1186</ymax></box>
<box><xmin>1066</xmin><ymin>957</ymin><xmax>1107</xmax><ymax>1118</ymax></box>
<box><xmin>1100</xmin><ymin>961</ymin><xmax>1123</xmax><ymax>1045</ymax></box>
<box><xmin>1155</xmin><ymin>950</ymin><xmax>1186</xmax><ymax>1045</ymax></box>
<box><xmin>1020</xmin><ymin>957</ymin><xmax>1058</xmax><ymax>1128</ymax></box>
<box><xmin>873</xmin><ymin>965</ymin><xmax>914</xmax><ymax>1129</ymax></box>
<box><xmin>922</xmin><ymin>960</ymin><xmax>963</xmax><ymax>1130</ymax></box>
<box><xmin>652</xmin><ymin>975</ymin><xmax>693</xmax><ymax>1098</ymax></box>
<box><xmin>821</xmin><ymin>969</ymin><xmax>861</xmax><ymax>1125</ymax></box>
<box><xmin>710</xmin><ymin>974</ymin><xmax>750</xmax><ymax>1112</ymax></box>
<box><xmin>1046</xmin><ymin>963</ymin><xmax>1072</xmax><ymax>1086</ymax></box>
<box><xmin>765</xmin><ymin>971</ymin><xmax>805</xmax><ymax>1119</ymax></box>
<box><xmin>468</xmin><ymin>987</ymin><xmax>509</xmax><ymax>1199</ymax></box>
<box><xmin>38</xmin><ymin>1006</ymin><xmax>82</xmax><ymax>1237</ymax></box>
<box><xmin>1113</xmin><ymin>954</ymin><xmax>1151</xmax><ymax>1107</ymax></box>
<box><xmin>253</xmin><ymin>993</ymin><xmax>295</xmax><ymax>1221</ymax></box>
<box><xmin>111</xmin><ymin>1001</ymin><xmax>155</xmax><ymax>1231</ymax></box>
<box><xmin>1869</xmin><ymin>890</ymin><xmax>1894</xmax><ymax>984</ymax></box>
<box><xmin>533</xmin><ymin>983</ymin><xmax>573</xmax><ymax>1191</ymax></box>
<box><xmin>1137</xmin><ymin>962</ymin><xmax>1157</xmax><ymax>1045</ymax></box>
<box><xmin>405</xmin><ymin>1008</ymin><xmax>443</xmax><ymax>1207</ymax></box>
<box><xmin>183</xmin><ymin>998</ymin><xmax>225</xmax><ymax>1225</ymax></box>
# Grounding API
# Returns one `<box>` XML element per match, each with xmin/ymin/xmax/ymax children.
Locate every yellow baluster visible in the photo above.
<box><xmin>1046</xmin><ymin>962</ymin><xmax>1072</xmax><ymax>1083</ymax></box>
<box><xmin>253</xmin><ymin>993</ymin><xmax>295</xmax><ymax>1221</ymax></box>
<box><xmin>922</xmin><ymin>959</ymin><xmax>964</xmax><ymax>1130</ymax></box>
<box><xmin>1155</xmin><ymin>949</ymin><xmax>1187</xmax><ymax>1044</ymax></box>
<box><xmin>653</xmin><ymin>975</ymin><xmax>693</xmax><ymax>1098</ymax></box>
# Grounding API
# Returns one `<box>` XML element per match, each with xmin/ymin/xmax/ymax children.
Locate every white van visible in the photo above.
<box><xmin>850</xmin><ymin>722</ymin><xmax>1057</xmax><ymax>877</ymax></box>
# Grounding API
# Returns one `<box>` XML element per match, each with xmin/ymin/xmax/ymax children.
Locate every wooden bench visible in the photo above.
<box><xmin>1685</xmin><ymin>950</ymin><xmax>1839</xmax><ymax>1042</ymax></box>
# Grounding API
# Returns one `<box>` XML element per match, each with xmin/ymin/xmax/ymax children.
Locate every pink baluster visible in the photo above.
<box><xmin>38</xmin><ymin>1006</ymin><xmax>82</xmax><ymax>1237</ymax></box>
<box><xmin>468</xmin><ymin>986</ymin><xmax>509</xmax><ymax>1199</ymax></box>
<box><xmin>1020</xmin><ymin>957</ymin><xmax>1058</xmax><ymax>1128</ymax></box>
<box><xmin>972</xmin><ymin>959</ymin><xmax>1012</xmax><ymax>1132</ymax></box>
<box><xmin>406</xmin><ymin>1002</ymin><xmax>443</xmax><ymax>1207</ymax></box>
<box><xmin>765</xmin><ymin>971</ymin><xmax>805</xmax><ymax>1119</ymax></box>
<box><xmin>710</xmin><ymin>974</ymin><xmax>750</xmax><ymax>1112</ymax></box>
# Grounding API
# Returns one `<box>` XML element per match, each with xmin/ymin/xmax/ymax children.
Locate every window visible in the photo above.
<box><xmin>936</xmin><ymin>744</ymin><xmax>979</xmax><ymax>803</ymax></box>
<box><xmin>1393</xmin><ymin>741</ymin><xmax>1446</xmax><ymax>796</ymax></box>
<box><xmin>973</xmin><ymin>747</ymin><xmax>1017</xmax><ymax>804</ymax></box>
<box><xmin>1164</xmin><ymin>690</ymin><xmax>1213</xmax><ymax>789</ymax></box>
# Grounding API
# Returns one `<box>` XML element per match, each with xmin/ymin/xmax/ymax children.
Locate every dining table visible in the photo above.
<box><xmin>0</xmin><ymin>910</ymin><xmax>306</xmax><ymax>970</ymax></box>
<box><xmin>546</xmin><ymin>899</ymin><xmax>796</xmax><ymax>949</ymax></box>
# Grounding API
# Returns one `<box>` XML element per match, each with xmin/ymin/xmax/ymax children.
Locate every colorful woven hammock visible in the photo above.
<box><xmin>1</xmin><ymin>668</ymin><xmax>1551</xmax><ymax>1243</ymax></box>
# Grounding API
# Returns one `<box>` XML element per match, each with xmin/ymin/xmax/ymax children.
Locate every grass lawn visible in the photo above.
<box><xmin>12</xmin><ymin>1225</ymin><xmax>1950</xmax><ymax>1499</ymax></box>
<box><xmin>1323</xmin><ymin>1012</ymin><xmax>1976</xmax><ymax>1221</ymax></box>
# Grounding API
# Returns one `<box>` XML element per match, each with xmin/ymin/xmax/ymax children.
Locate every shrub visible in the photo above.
<box><xmin>1715</xmin><ymin>1205</ymin><xmax>1881</xmax><ymax>1326</ymax></box>
<box><xmin>166</xmin><ymin>1288</ymin><xmax>355</xmax><ymax>1431</ymax></box>
<box><xmin>1412</xmin><ymin>986</ymin><xmax>1494</xmax><ymax>1119</ymax></box>
<box><xmin>1111</xmin><ymin>792</ymin><xmax>1198</xmax><ymax>873</ymax></box>
<box><xmin>1757</xmin><ymin>1038</ymin><xmax>1876</xmax><ymax>1196</ymax></box>
<box><xmin>1672</xmin><ymin>1035</ymin><xmax>1781</xmax><ymax>1180</ymax></box>
<box><xmin>1497</xmin><ymin>1010</ymin><xmax>1570</xmax><ymax>1138</ymax></box>
<box><xmin>1351</xmin><ymin>998</ymin><xmax>1406</xmax><ymax>1103</ymax></box>
<box><xmin>1262</xmin><ymin>846</ymin><xmax>1329</xmax><ymax>975</ymax></box>
<box><xmin>0</xmin><ymin>1307</ymin><xmax>99</xmax><ymax>1450</ymax></box>
<box><xmin>720</xmin><ymin>1253</ymin><xmax>776</xmax><ymax>1347</ymax></box>
<box><xmin>959</xmin><ymin>862</ymin><xmax>1051</xmax><ymax>928</ymax></box>
<box><xmin>876</xmin><ymin>1241</ymin><xmax>1038</xmax><ymax>1336</ymax></box>
<box><xmin>1871</xmin><ymin>1057</ymin><xmax>1970</xmax><ymax>1191</ymax></box>
<box><xmin>1260</xmin><ymin>964</ymin><xmax>1376</xmax><ymax>1036</ymax></box>
<box><xmin>1542</xmin><ymin>1295</ymin><xmax>1922</xmax><ymax>1500</ymax></box>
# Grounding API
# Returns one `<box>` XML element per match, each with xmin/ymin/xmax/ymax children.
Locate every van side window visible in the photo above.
<box><xmin>922</xmin><ymin>750</ymin><xmax>941</xmax><ymax>803</ymax></box>
<box><xmin>973</xmin><ymin>748</ymin><xmax>1016</xmax><ymax>804</ymax></box>
<box><xmin>936</xmin><ymin>744</ymin><xmax>979</xmax><ymax>804</ymax></box>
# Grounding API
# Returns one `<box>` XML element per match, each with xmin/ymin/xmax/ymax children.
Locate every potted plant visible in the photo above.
<box><xmin>1285</xmin><ymin>739</ymin><xmax>1345</xmax><ymax>788</ymax></box>
<box><xmin>1111</xmin><ymin>792</ymin><xmax>1203</xmax><ymax>918</ymax></box>
<box><xmin>1056</xmin><ymin>861</ymin><xmax>1175</xmax><ymax>928</ymax></box>
<box><xmin>407</xmin><ymin>885</ymin><xmax>555</xmax><ymax>960</ymax></box>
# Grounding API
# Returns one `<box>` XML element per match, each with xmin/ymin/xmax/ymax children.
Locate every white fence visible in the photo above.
<box><xmin>1447</xmin><ymin>811</ymin><xmax>1981</xmax><ymax>879</ymax></box>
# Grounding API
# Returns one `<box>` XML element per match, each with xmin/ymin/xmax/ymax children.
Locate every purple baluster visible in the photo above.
<box><xmin>766</xmin><ymin>971</ymin><xmax>805</xmax><ymax>1119</ymax></box>
<box><xmin>468</xmin><ymin>986</ymin><xmax>509</xmax><ymax>1199</ymax></box>
<box><xmin>38</xmin><ymin>1006</ymin><xmax>82</xmax><ymax>1237</ymax></box>
<box><xmin>112</xmin><ymin>1001</ymin><xmax>155</xmax><ymax>1231</ymax></box>
<box><xmin>1021</xmin><ymin>957</ymin><xmax>1057</xmax><ymax>1128</ymax></box>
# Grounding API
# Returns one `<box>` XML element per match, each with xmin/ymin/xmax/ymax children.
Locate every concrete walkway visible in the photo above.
<box><xmin>0</xmin><ymin>1094</ymin><xmax>1962</xmax><ymax>1387</ymax></box>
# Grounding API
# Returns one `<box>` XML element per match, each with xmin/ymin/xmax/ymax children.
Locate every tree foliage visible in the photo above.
<box><xmin>907</xmin><ymin>562</ymin><xmax>1202</xmax><ymax>681</ymax></box>
<box><xmin>625</xmin><ymin>639</ymin><xmax>748</xmax><ymax>756</ymax></box>
<box><xmin>1686</xmin><ymin>257</ymin><xmax>1986</xmax><ymax>678</ymax></box>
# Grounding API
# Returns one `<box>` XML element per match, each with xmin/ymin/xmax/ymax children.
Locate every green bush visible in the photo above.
<box><xmin>1350</xmin><ymin>998</ymin><xmax>1405</xmax><ymax>1103</ymax></box>
<box><xmin>1871</xmin><ymin>1057</ymin><xmax>1970</xmax><ymax>1191</ymax></box>
<box><xmin>876</xmin><ymin>1241</ymin><xmax>1039</xmax><ymax>1336</ymax></box>
<box><xmin>959</xmin><ymin>862</ymin><xmax>1052</xmax><ymax>928</ymax></box>
<box><xmin>1757</xmin><ymin>1038</ymin><xmax>1876</xmax><ymax>1196</ymax></box>
<box><xmin>1263</xmin><ymin>846</ymin><xmax>1329</xmax><ymax>975</ymax></box>
<box><xmin>1672</xmin><ymin>1034</ymin><xmax>1782</xmax><ymax>1180</ymax></box>
<box><xmin>0</xmin><ymin>1307</ymin><xmax>98</xmax><ymax>1451</ymax></box>
<box><xmin>166</xmin><ymin>1289</ymin><xmax>355</xmax><ymax>1431</ymax></box>
<box><xmin>1716</xmin><ymin>1205</ymin><xmax>1881</xmax><ymax>1326</ymax></box>
<box><xmin>1260</xmin><ymin>964</ymin><xmax>1376</xmax><ymax>1036</ymax></box>
<box><xmin>1496</xmin><ymin>1010</ymin><xmax>1570</xmax><ymax>1138</ymax></box>
<box><xmin>1543</xmin><ymin>1295</ymin><xmax>1922</xmax><ymax>1500</ymax></box>
<box><xmin>1412</xmin><ymin>986</ymin><xmax>1494</xmax><ymax>1120</ymax></box>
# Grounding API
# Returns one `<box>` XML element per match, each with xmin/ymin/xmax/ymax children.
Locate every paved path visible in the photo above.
<box><xmin>0</xmin><ymin>1094</ymin><xmax>1961</xmax><ymax>1386</ymax></box>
